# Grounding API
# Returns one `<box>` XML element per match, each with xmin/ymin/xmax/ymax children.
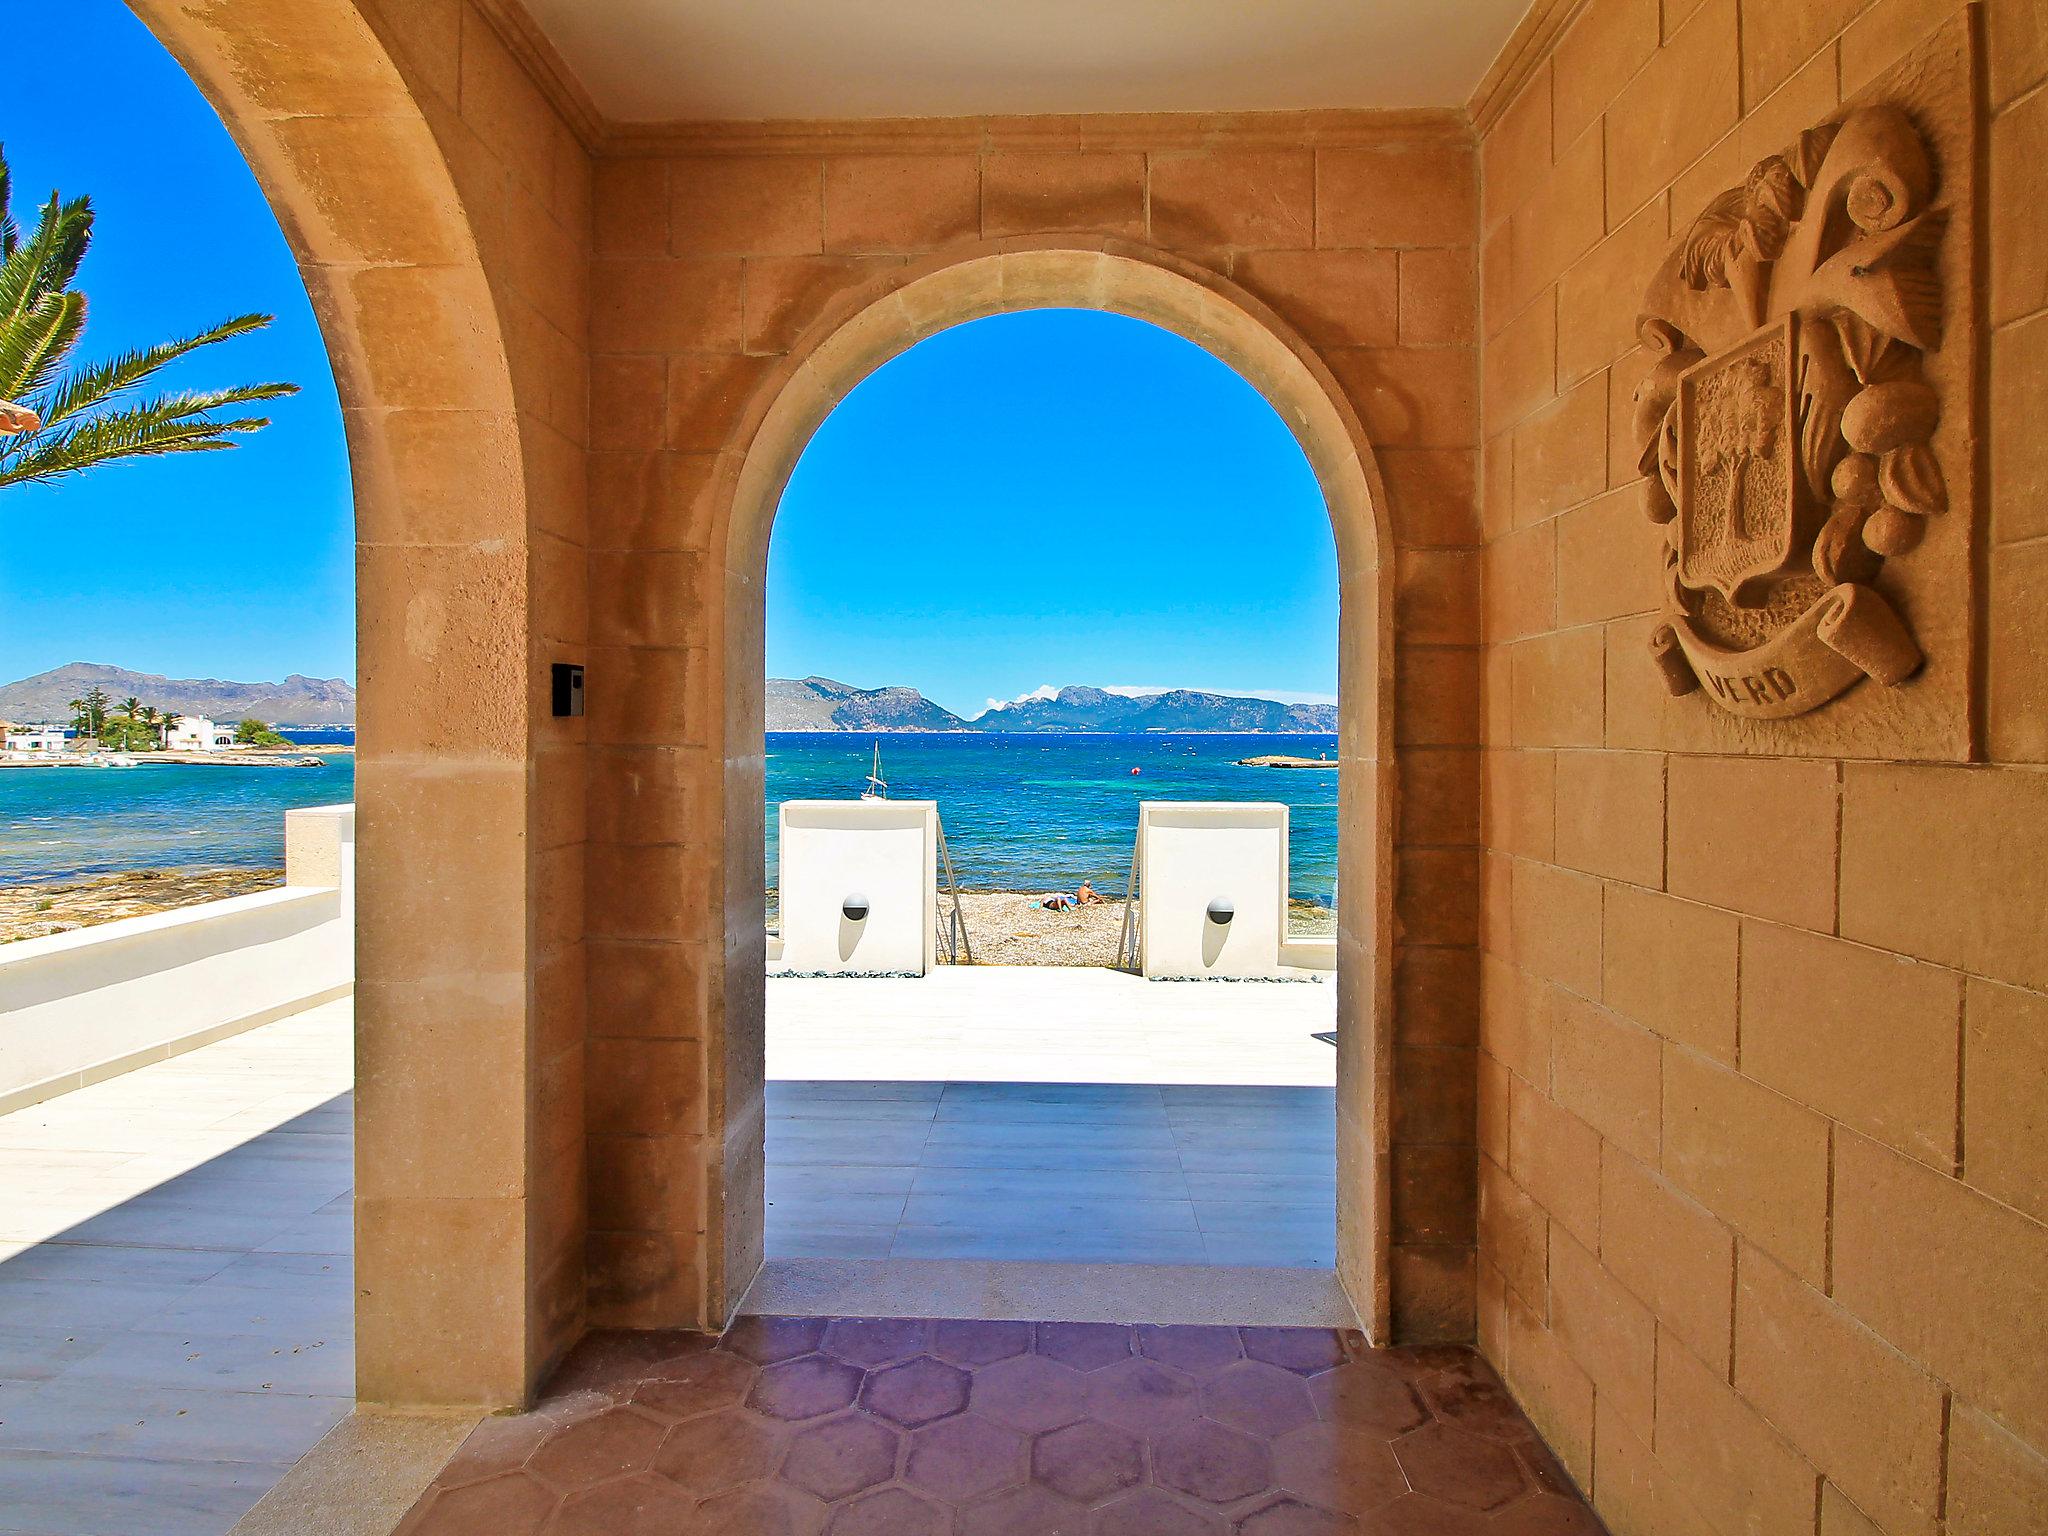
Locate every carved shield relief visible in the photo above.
<box><xmin>1625</xmin><ymin>18</ymin><xmax>1979</xmax><ymax>755</ymax></box>
<box><xmin>1675</xmin><ymin>318</ymin><xmax>1801</xmax><ymax>605</ymax></box>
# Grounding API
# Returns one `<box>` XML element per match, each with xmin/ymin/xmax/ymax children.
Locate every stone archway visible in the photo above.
<box><xmin>123</xmin><ymin>0</ymin><xmax>586</xmax><ymax>1409</ymax></box>
<box><xmin>707</xmin><ymin>238</ymin><xmax>1399</xmax><ymax>1339</ymax></box>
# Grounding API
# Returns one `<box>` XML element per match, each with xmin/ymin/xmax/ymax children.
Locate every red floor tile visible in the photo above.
<box><xmin>396</xmin><ymin>1316</ymin><xmax>1607</xmax><ymax>1535</ymax></box>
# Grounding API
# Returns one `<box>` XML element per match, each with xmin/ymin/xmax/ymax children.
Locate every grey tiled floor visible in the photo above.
<box><xmin>765</xmin><ymin>1080</ymin><xmax>1338</xmax><ymax>1267</ymax></box>
<box><xmin>0</xmin><ymin>1003</ymin><xmax>354</xmax><ymax>1536</ymax></box>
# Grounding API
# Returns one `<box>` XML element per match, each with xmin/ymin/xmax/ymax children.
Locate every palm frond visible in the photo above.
<box><xmin>0</xmin><ymin>408</ymin><xmax>275</xmax><ymax>488</ymax></box>
<box><xmin>33</xmin><ymin>312</ymin><xmax>280</xmax><ymax>425</ymax></box>
<box><xmin>0</xmin><ymin>148</ymin><xmax>17</xmax><ymax>261</ymax></box>
<box><xmin>0</xmin><ymin>193</ymin><xmax>90</xmax><ymax>324</ymax></box>
<box><xmin>0</xmin><ymin>291</ymin><xmax>83</xmax><ymax>402</ymax></box>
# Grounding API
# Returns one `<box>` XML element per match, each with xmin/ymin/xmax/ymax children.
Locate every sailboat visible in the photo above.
<box><xmin>860</xmin><ymin>740</ymin><xmax>887</xmax><ymax>800</ymax></box>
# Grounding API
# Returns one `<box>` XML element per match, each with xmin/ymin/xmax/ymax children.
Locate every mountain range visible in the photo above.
<box><xmin>0</xmin><ymin>663</ymin><xmax>357</xmax><ymax>724</ymax></box>
<box><xmin>1</xmin><ymin>664</ymin><xmax>1329</xmax><ymax>734</ymax></box>
<box><xmin>767</xmin><ymin>677</ymin><xmax>1336</xmax><ymax>733</ymax></box>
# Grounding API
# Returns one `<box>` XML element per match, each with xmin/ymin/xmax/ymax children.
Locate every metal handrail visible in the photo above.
<box><xmin>1114</xmin><ymin>832</ymin><xmax>1142</xmax><ymax>972</ymax></box>
<box><xmin>936</xmin><ymin>819</ymin><xmax>974</xmax><ymax>965</ymax></box>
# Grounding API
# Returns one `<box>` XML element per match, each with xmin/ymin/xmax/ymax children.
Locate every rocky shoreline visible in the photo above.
<box><xmin>0</xmin><ymin>867</ymin><xmax>284</xmax><ymax>943</ymax></box>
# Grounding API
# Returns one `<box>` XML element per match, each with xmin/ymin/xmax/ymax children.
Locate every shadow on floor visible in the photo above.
<box><xmin>0</xmin><ymin>1094</ymin><xmax>355</xmax><ymax>1536</ymax></box>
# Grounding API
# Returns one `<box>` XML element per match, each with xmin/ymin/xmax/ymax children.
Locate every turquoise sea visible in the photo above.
<box><xmin>765</xmin><ymin>733</ymin><xmax>1340</xmax><ymax>903</ymax></box>
<box><xmin>1</xmin><ymin>732</ymin><xmax>1341</xmax><ymax>903</ymax></box>
<box><xmin>0</xmin><ymin>755</ymin><xmax>358</xmax><ymax>884</ymax></box>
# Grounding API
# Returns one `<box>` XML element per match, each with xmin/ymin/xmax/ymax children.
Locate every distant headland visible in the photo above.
<box><xmin>768</xmin><ymin>677</ymin><xmax>1336</xmax><ymax>734</ymax></box>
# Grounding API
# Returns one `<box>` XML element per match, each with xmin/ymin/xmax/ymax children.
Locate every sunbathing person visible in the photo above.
<box><xmin>1075</xmin><ymin>880</ymin><xmax>1106</xmax><ymax>905</ymax></box>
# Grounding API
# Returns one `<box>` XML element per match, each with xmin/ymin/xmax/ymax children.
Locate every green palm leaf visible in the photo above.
<box><xmin>0</xmin><ymin>192</ymin><xmax>90</xmax><ymax>323</ymax></box>
<box><xmin>0</xmin><ymin>150</ymin><xmax>17</xmax><ymax>260</ymax></box>
<box><xmin>0</xmin><ymin>382</ymin><xmax>295</xmax><ymax>488</ymax></box>
<box><xmin>32</xmin><ymin>312</ymin><xmax>276</xmax><ymax>425</ymax></box>
<box><xmin>0</xmin><ymin>144</ymin><xmax>295</xmax><ymax>497</ymax></box>
<box><xmin>0</xmin><ymin>291</ymin><xmax>84</xmax><ymax>401</ymax></box>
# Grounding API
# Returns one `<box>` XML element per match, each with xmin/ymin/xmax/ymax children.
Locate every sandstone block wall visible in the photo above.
<box><xmin>579</xmin><ymin>117</ymin><xmax>1487</xmax><ymax>1342</ymax></box>
<box><xmin>1473</xmin><ymin>2</ymin><xmax>2048</xmax><ymax>1532</ymax></box>
<box><xmin>143</xmin><ymin>9</ymin><xmax>2048</xmax><ymax>1500</ymax></box>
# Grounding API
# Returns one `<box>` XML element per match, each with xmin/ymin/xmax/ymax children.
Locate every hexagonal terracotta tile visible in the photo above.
<box><xmin>1382</xmin><ymin>1344</ymin><xmax>1475</xmax><ymax>1382</ymax></box>
<box><xmin>1392</xmin><ymin>1421</ymin><xmax>1530</xmax><ymax>1511</ymax></box>
<box><xmin>1240</xmin><ymin>1328</ymin><xmax>1350</xmax><ymax>1377</ymax></box>
<box><xmin>959</xmin><ymin>1482</ymin><xmax>1093</xmax><ymax>1536</ymax></box>
<box><xmin>823</xmin><ymin>1484</ymin><xmax>949</xmax><ymax>1536</ymax></box>
<box><xmin>726</xmin><ymin>1315</ymin><xmax>830</xmax><ymax>1365</ymax></box>
<box><xmin>1200</xmin><ymin>1360</ymin><xmax>1317</xmax><ymax>1438</ymax></box>
<box><xmin>409</xmin><ymin>1325</ymin><xmax>1603</xmax><ymax>1536</ymax></box>
<box><xmin>968</xmin><ymin>1352</ymin><xmax>1090</xmax><ymax>1433</ymax></box>
<box><xmin>1487</xmin><ymin>1492</ymin><xmax>1611</xmax><ymax>1534</ymax></box>
<box><xmin>1037</xmin><ymin>1321</ymin><xmax>1135</xmax><ymax>1372</ymax></box>
<box><xmin>1086</xmin><ymin>1356</ymin><xmax>1202</xmax><ymax>1437</ymax></box>
<box><xmin>653</xmin><ymin>1407</ymin><xmax>784</xmax><ymax>1493</ymax></box>
<box><xmin>525</xmin><ymin>1406</ymin><xmax>666</xmax><ymax>1486</ymax></box>
<box><xmin>934</xmin><ymin>1318</ymin><xmax>1033</xmax><ymax>1366</ymax></box>
<box><xmin>694</xmin><ymin>1483</ymin><xmax>828</xmax><ymax>1536</ymax></box>
<box><xmin>539</xmin><ymin>1388</ymin><xmax>628</xmax><ymax>1428</ymax></box>
<box><xmin>750</xmin><ymin>1355</ymin><xmax>865</xmax><ymax>1421</ymax></box>
<box><xmin>1088</xmin><ymin>1486</ymin><xmax>1229</xmax><ymax>1535</ymax></box>
<box><xmin>1308</xmin><ymin>1363</ymin><xmax>1427</xmax><ymax>1437</ymax></box>
<box><xmin>1153</xmin><ymin>1419</ymin><xmax>1274</xmax><ymax>1505</ymax></box>
<box><xmin>1234</xmin><ymin>1495</ymin><xmax>1359</xmax><ymax>1534</ymax></box>
<box><xmin>1515</xmin><ymin>1436</ymin><xmax>1577</xmax><ymax>1499</ymax></box>
<box><xmin>1033</xmin><ymin>1419</ymin><xmax>1145</xmax><ymax>1504</ymax></box>
<box><xmin>632</xmin><ymin>1351</ymin><xmax>755</xmax><ymax>1421</ymax></box>
<box><xmin>903</xmin><ymin>1413</ymin><xmax>1029</xmax><ymax>1503</ymax></box>
<box><xmin>1368</xmin><ymin>1493</ymin><xmax>1494</xmax><ymax>1534</ymax></box>
<box><xmin>1269</xmin><ymin>1423</ymin><xmax>1407</xmax><ymax>1517</ymax></box>
<box><xmin>824</xmin><ymin>1316</ymin><xmax>932</xmax><ymax>1366</ymax></box>
<box><xmin>861</xmin><ymin>1355</ymin><xmax>972</xmax><ymax>1427</ymax></box>
<box><xmin>782</xmin><ymin>1413</ymin><xmax>902</xmax><ymax>1501</ymax></box>
<box><xmin>552</xmin><ymin>1330</ymin><xmax>709</xmax><ymax>1396</ymax></box>
<box><xmin>1136</xmin><ymin>1325</ymin><xmax>1243</xmax><ymax>1377</ymax></box>
<box><xmin>1419</xmin><ymin>1362</ymin><xmax>1539</xmax><ymax>1445</ymax></box>
<box><xmin>407</xmin><ymin>1471</ymin><xmax>555</xmax><ymax>1536</ymax></box>
<box><xmin>437</xmin><ymin>1413</ymin><xmax>553</xmax><ymax>1486</ymax></box>
<box><xmin>548</xmin><ymin>1475</ymin><xmax>696</xmax><ymax>1536</ymax></box>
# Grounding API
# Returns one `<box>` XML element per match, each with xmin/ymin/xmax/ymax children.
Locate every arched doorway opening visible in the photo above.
<box><xmin>760</xmin><ymin>305</ymin><xmax>1343</xmax><ymax>1273</ymax></box>
<box><xmin>710</xmin><ymin>242</ymin><xmax>1396</xmax><ymax>1340</ymax></box>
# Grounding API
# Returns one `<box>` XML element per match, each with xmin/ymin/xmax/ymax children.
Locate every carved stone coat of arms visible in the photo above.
<box><xmin>1632</xmin><ymin>104</ymin><xmax>1951</xmax><ymax>720</ymax></box>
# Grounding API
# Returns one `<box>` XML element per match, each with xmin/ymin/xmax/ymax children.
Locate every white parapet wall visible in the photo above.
<box><xmin>1137</xmin><ymin>801</ymin><xmax>1332</xmax><ymax>979</ymax></box>
<box><xmin>0</xmin><ymin>803</ymin><xmax>354</xmax><ymax>1114</ymax></box>
<box><xmin>777</xmin><ymin>800</ymin><xmax>937</xmax><ymax>974</ymax></box>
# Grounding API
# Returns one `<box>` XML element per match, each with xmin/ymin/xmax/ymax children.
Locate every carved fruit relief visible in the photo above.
<box><xmin>1633</xmin><ymin>105</ymin><xmax>1948</xmax><ymax>720</ymax></box>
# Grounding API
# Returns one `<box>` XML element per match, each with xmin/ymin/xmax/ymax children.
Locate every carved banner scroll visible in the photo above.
<box><xmin>1632</xmin><ymin>103</ymin><xmax>1950</xmax><ymax>721</ymax></box>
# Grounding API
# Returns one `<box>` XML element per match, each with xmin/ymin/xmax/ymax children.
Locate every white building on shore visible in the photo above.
<box><xmin>3</xmin><ymin>726</ymin><xmax>69</xmax><ymax>756</ymax></box>
<box><xmin>165</xmin><ymin>716</ymin><xmax>237</xmax><ymax>751</ymax></box>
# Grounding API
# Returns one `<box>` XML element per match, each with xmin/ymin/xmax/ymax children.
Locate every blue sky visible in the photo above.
<box><xmin>0</xmin><ymin>0</ymin><xmax>353</xmax><ymax>687</ymax></box>
<box><xmin>770</xmin><ymin>310</ymin><xmax>1336</xmax><ymax>718</ymax></box>
<box><xmin>1</xmin><ymin>3</ymin><xmax>1336</xmax><ymax>711</ymax></box>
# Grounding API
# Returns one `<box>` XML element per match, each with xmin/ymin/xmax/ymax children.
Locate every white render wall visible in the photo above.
<box><xmin>0</xmin><ymin>803</ymin><xmax>354</xmax><ymax>1113</ymax></box>
<box><xmin>1138</xmin><ymin>801</ymin><xmax>1299</xmax><ymax>979</ymax></box>
<box><xmin>777</xmin><ymin>800</ymin><xmax>937</xmax><ymax>974</ymax></box>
